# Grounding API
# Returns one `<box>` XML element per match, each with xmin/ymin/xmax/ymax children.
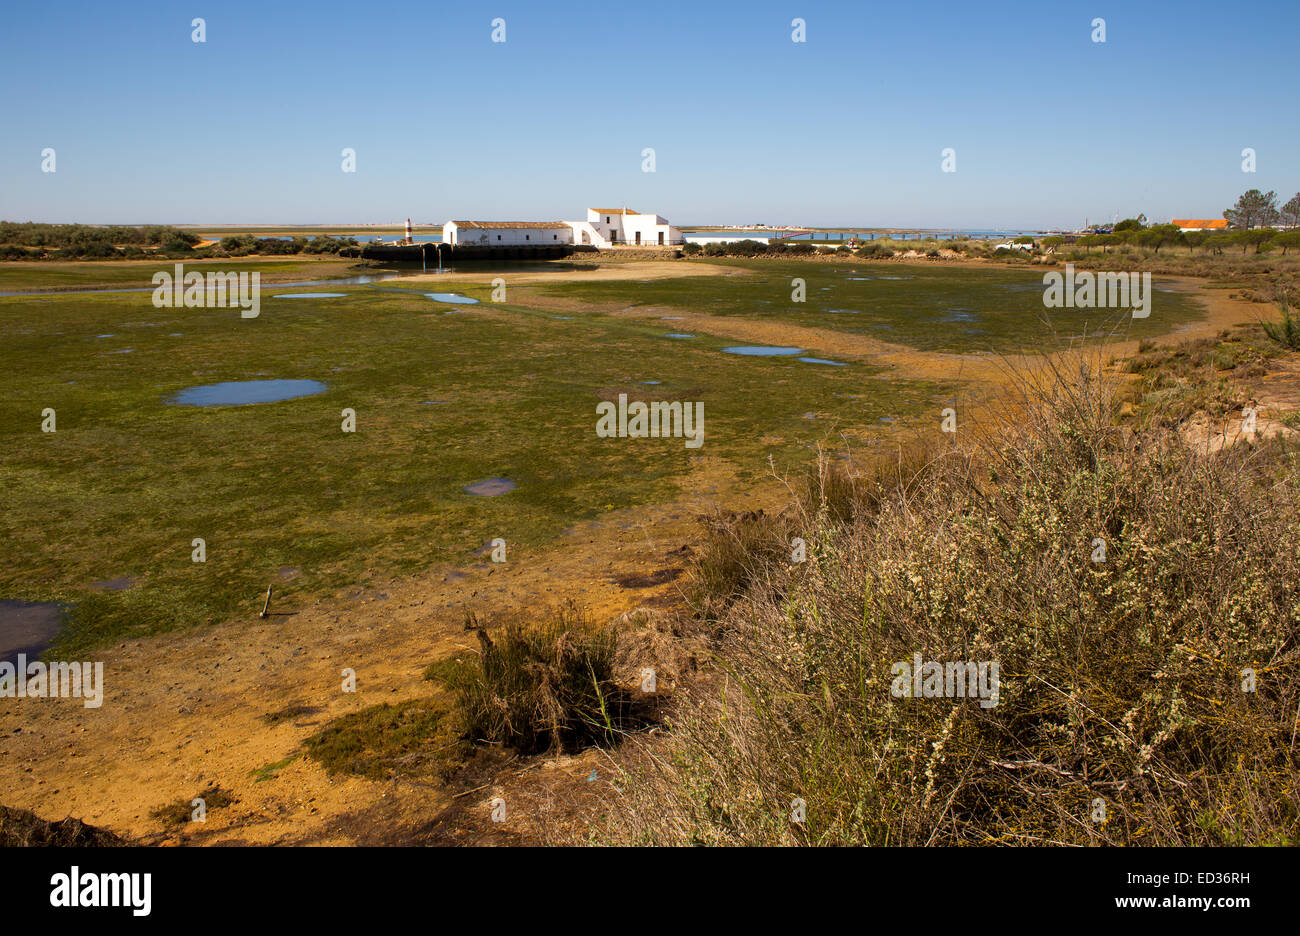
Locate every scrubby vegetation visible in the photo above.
<box><xmin>610</xmin><ymin>353</ymin><xmax>1300</xmax><ymax>845</ymax></box>
<box><xmin>430</xmin><ymin>606</ymin><xmax>625</xmax><ymax>755</ymax></box>
<box><xmin>1120</xmin><ymin>324</ymin><xmax>1278</xmax><ymax>427</ymax></box>
<box><xmin>301</xmin><ymin>606</ymin><xmax>636</xmax><ymax>781</ymax></box>
<box><xmin>0</xmin><ymin>804</ymin><xmax>129</xmax><ymax>846</ymax></box>
<box><xmin>149</xmin><ymin>786</ymin><xmax>236</xmax><ymax>827</ymax></box>
<box><xmin>0</xmin><ymin>221</ymin><xmax>358</xmax><ymax>261</ymax></box>
<box><xmin>1261</xmin><ymin>299</ymin><xmax>1300</xmax><ymax>351</ymax></box>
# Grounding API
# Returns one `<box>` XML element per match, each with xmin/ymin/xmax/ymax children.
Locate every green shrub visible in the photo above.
<box><xmin>1261</xmin><ymin>299</ymin><xmax>1300</xmax><ymax>350</ymax></box>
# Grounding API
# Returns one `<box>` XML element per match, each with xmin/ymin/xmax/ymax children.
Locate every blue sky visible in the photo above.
<box><xmin>2</xmin><ymin>0</ymin><xmax>1297</xmax><ymax>229</ymax></box>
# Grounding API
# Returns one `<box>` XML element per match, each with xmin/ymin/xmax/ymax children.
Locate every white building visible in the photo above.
<box><xmin>568</xmin><ymin>208</ymin><xmax>682</xmax><ymax>247</ymax></box>
<box><xmin>442</xmin><ymin>220</ymin><xmax>572</xmax><ymax>247</ymax></box>
<box><xmin>441</xmin><ymin>208</ymin><xmax>684</xmax><ymax>249</ymax></box>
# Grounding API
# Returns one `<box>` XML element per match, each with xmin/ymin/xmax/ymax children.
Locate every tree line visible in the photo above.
<box><xmin>0</xmin><ymin>223</ymin><xmax>359</xmax><ymax>260</ymax></box>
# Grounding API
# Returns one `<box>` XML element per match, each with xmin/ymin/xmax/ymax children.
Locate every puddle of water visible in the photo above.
<box><xmin>96</xmin><ymin>334</ymin><xmax>115</xmax><ymax>338</ymax></box>
<box><xmin>552</xmin><ymin>315</ymin><xmax>573</xmax><ymax>320</ymax></box>
<box><xmin>659</xmin><ymin>316</ymin><xmax>684</xmax><ymax>320</ymax></box>
<box><xmin>463</xmin><ymin>478</ymin><xmax>516</xmax><ymax>497</ymax></box>
<box><xmin>422</xmin><ymin>400</ymin><xmax>450</xmax><ymax>405</ymax></box>
<box><xmin>722</xmin><ymin>346</ymin><xmax>806</xmax><ymax>356</ymax></box>
<box><xmin>826</xmin><ymin>309</ymin><xmax>860</xmax><ymax>315</ymax></box>
<box><xmin>272</xmin><ymin>293</ymin><xmax>347</xmax><ymax>299</ymax></box>
<box><xmin>90</xmin><ymin>576</ymin><xmax>135</xmax><ymax>592</ymax></box>
<box><xmin>666</xmin><ymin>333</ymin><xmax>695</xmax><ymax>338</ymax></box>
<box><xmin>168</xmin><ymin>379</ymin><xmax>328</xmax><ymax>406</ymax></box>
<box><xmin>640</xmin><ymin>380</ymin><xmax>661</xmax><ymax>385</ymax></box>
<box><xmin>106</xmin><ymin>349</ymin><xmax>134</xmax><ymax>354</ymax></box>
<box><xmin>0</xmin><ymin>600</ymin><xmax>65</xmax><ymax>665</ymax></box>
<box><xmin>426</xmin><ymin>293</ymin><xmax>479</xmax><ymax>304</ymax></box>
<box><xmin>938</xmin><ymin>309</ymin><xmax>979</xmax><ymax>322</ymax></box>
<box><xmin>798</xmin><ymin>357</ymin><xmax>848</xmax><ymax>366</ymax></box>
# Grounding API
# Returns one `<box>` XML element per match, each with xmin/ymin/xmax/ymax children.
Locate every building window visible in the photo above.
<box><xmin>497</xmin><ymin>235</ymin><xmax>501</xmax><ymax>241</ymax></box>
<box><xmin>526</xmin><ymin>235</ymin><xmax>530</xmax><ymax>241</ymax></box>
<box><xmin>606</xmin><ymin>217</ymin><xmax>610</xmax><ymax>224</ymax></box>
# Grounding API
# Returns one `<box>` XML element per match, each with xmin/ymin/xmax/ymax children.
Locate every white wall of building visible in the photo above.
<box><xmin>443</xmin><ymin>210</ymin><xmax>682</xmax><ymax>248</ymax></box>
<box><xmin>443</xmin><ymin>222</ymin><xmax>572</xmax><ymax>247</ymax></box>
<box><xmin>577</xmin><ymin>209</ymin><xmax>682</xmax><ymax>246</ymax></box>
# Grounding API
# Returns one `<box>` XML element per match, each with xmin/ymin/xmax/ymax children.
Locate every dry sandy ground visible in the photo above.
<box><xmin>1</xmin><ymin>457</ymin><xmax>776</xmax><ymax>845</ymax></box>
<box><xmin>396</xmin><ymin>260</ymin><xmax>732</xmax><ymax>287</ymax></box>
<box><xmin>0</xmin><ymin>259</ymin><xmax>1272</xmax><ymax>845</ymax></box>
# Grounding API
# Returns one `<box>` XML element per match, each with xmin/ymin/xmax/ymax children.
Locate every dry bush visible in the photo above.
<box><xmin>436</xmin><ymin>604</ymin><xmax>623</xmax><ymax>755</ymax></box>
<box><xmin>607</xmin><ymin>351</ymin><xmax>1300</xmax><ymax>845</ymax></box>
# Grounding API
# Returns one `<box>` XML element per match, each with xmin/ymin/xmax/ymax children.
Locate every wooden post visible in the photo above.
<box><xmin>259</xmin><ymin>586</ymin><xmax>273</xmax><ymax>619</ymax></box>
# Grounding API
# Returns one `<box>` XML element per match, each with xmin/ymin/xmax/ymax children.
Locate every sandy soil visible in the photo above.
<box><xmin>396</xmin><ymin>260</ymin><xmax>733</xmax><ymax>287</ymax></box>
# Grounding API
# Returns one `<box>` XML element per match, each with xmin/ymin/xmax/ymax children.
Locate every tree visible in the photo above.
<box><xmin>1041</xmin><ymin>236</ymin><xmax>1065</xmax><ymax>253</ymax></box>
<box><xmin>1182</xmin><ymin>230</ymin><xmax>1208</xmax><ymax>253</ymax></box>
<box><xmin>1272</xmin><ymin>231</ymin><xmax>1300</xmax><ymax>255</ymax></box>
<box><xmin>1138</xmin><ymin>224</ymin><xmax>1183</xmax><ymax>254</ymax></box>
<box><xmin>1224</xmin><ymin>189</ymin><xmax>1279</xmax><ymax>229</ymax></box>
<box><xmin>1114</xmin><ymin>214</ymin><xmax>1147</xmax><ymax>232</ymax></box>
<box><xmin>1204</xmin><ymin>232</ymin><xmax>1235</xmax><ymax>255</ymax></box>
<box><xmin>1281</xmin><ymin>193</ymin><xmax>1300</xmax><ymax>230</ymax></box>
<box><xmin>1237</xmin><ymin>229</ymin><xmax>1274</xmax><ymax>254</ymax></box>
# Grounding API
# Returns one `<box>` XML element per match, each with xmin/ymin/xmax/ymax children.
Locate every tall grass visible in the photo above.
<box><xmin>434</xmin><ymin>604</ymin><xmax>621</xmax><ymax>755</ymax></box>
<box><xmin>610</xmin><ymin>351</ymin><xmax>1300</xmax><ymax>845</ymax></box>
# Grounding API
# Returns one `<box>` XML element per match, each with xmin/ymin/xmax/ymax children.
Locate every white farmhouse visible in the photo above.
<box><xmin>568</xmin><ymin>208</ymin><xmax>683</xmax><ymax>247</ymax></box>
<box><xmin>442</xmin><ymin>220</ymin><xmax>573</xmax><ymax>247</ymax></box>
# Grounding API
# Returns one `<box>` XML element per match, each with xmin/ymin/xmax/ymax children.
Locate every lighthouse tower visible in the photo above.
<box><xmin>404</xmin><ymin>218</ymin><xmax>413</xmax><ymax>245</ymax></box>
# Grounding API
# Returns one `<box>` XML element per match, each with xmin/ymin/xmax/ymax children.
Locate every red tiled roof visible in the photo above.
<box><xmin>1171</xmin><ymin>219</ymin><xmax>1228</xmax><ymax>229</ymax></box>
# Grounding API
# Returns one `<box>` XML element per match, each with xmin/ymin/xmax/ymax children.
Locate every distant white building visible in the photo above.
<box><xmin>568</xmin><ymin>208</ymin><xmax>683</xmax><ymax>247</ymax></box>
<box><xmin>442</xmin><ymin>209</ymin><xmax>683</xmax><ymax>249</ymax></box>
<box><xmin>442</xmin><ymin>220</ymin><xmax>572</xmax><ymax>247</ymax></box>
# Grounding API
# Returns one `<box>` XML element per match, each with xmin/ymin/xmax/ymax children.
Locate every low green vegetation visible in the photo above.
<box><xmin>0</xmin><ymin>258</ymin><xmax>361</xmax><ymax>292</ymax></box>
<box><xmin>149</xmin><ymin>786</ymin><xmax>236</xmax><ymax>827</ymax></box>
<box><xmin>1</xmin><ymin>273</ymin><xmax>943</xmax><ymax>656</ymax></box>
<box><xmin>538</xmin><ymin>258</ymin><xmax>1206</xmax><ymax>353</ymax></box>
<box><xmin>303</xmin><ymin>699</ymin><xmax>459</xmax><ymax>781</ymax></box>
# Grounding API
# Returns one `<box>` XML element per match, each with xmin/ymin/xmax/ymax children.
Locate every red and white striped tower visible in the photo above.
<box><xmin>404</xmin><ymin>218</ymin><xmax>413</xmax><ymax>244</ymax></box>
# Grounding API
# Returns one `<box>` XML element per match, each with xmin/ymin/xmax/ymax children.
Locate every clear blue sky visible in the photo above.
<box><xmin>2</xmin><ymin>0</ymin><xmax>1297</xmax><ymax>229</ymax></box>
